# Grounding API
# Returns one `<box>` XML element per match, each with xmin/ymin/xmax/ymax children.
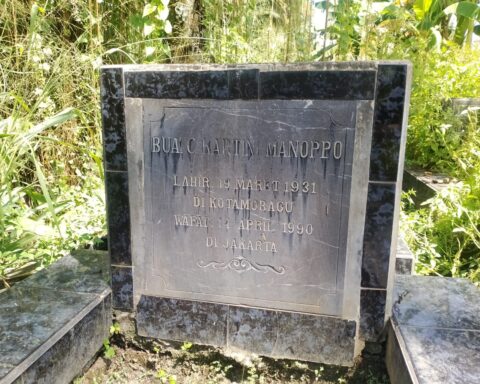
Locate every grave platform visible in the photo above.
<box><xmin>386</xmin><ymin>275</ymin><xmax>480</xmax><ymax>384</ymax></box>
<box><xmin>0</xmin><ymin>250</ymin><xmax>111</xmax><ymax>384</ymax></box>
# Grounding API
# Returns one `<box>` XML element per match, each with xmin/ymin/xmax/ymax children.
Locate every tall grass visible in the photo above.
<box><xmin>0</xmin><ymin>0</ymin><xmax>106</xmax><ymax>287</ymax></box>
<box><xmin>0</xmin><ymin>0</ymin><xmax>316</xmax><ymax>287</ymax></box>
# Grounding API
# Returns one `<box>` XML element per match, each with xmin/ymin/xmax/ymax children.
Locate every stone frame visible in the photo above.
<box><xmin>101</xmin><ymin>62</ymin><xmax>412</xmax><ymax>365</ymax></box>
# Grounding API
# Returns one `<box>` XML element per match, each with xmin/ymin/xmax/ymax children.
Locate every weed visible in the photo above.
<box><xmin>103</xmin><ymin>338</ymin><xmax>115</xmax><ymax>360</ymax></box>
<box><xmin>180</xmin><ymin>341</ymin><xmax>192</xmax><ymax>351</ymax></box>
<box><xmin>110</xmin><ymin>322</ymin><xmax>121</xmax><ymax>336</ymax></box>
<box><xmin>155</xmin><ymin>369</ymin><xmax>176</xmax><ymax>384</ymax></box>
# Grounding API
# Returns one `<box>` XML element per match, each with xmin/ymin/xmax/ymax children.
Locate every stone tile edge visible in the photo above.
<box><xmin>0</xmin><ymin>288</ymin><xmax>110</xmax><ymax>384</ymax></box>
<box><xmin>388</xmin><ymin>319</ymin><xmax>419</xmax><ymax>384</ymax></box>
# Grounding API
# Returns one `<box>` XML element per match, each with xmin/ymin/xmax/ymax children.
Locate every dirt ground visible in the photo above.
<box><xmin>75</xmin><ymin>326</ymin><xmax>390</xmax><ymax>384</ymax></box>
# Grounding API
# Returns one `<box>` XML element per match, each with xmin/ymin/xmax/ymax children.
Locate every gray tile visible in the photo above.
<box><xmin>0</xmin><ymin>287</ymin><xmax>97</xmax><ymax>366</ymax></box>
<box><xmin>370</xmin><ymin>64</ymin><xmax>408</xmax><ymax>181</ymax></box>
<box><xmin>106</xmin><ymin>171</ymin><xmax>132</xmax><ymax>266</ymax></box>
<box><xmin>17</xmin><ymin>298</ymin><xmax>110</xmax><ymax>384</ymax></box>
<box><xmin>101</xmin><ymin>67</ymin><xmax>127</xmax><ymax>171</ymax></box>
<box><xmin>395</xmin><ymin>257</ymin><xmax>413</xmax><ymax>275</ymax></box>
<box><xmin>111</xmin><ymin>266</ymin><xmax>133</xmax><ymax>310</ymax></box>
<box><xmin>362</xmin><ymin>183</ymin><xmax>396</xmax><ymax>288</ymax></box>
<box><xmin>273</xmin><ymin>312</ymin><xmax>356</xmax><ymax>366</ymax></box>
<box><xmin>394</xmin><ymin>276</ymin><xmax>480</xmax><ymax>329</ymax></box>
<box><xmin>227</xmin><ymin>306</ymin><xmax>278</xmax><ymax>355</ymax></box>
<box><xmin>18</xmin><ymin>250</ymin><xmax>109</xmax><ymax>294</ymax></box>
<box><xmin>401</xmin><ymin>326</ymin><xmax>480</xmax><ymax>384</ymax></box>
<box><xmin>136</xmin><ymin>296</ymin><xmax>228</xmax><ymax>347</ymax></box>
<box><xmin>360</xmin><ymin>289</ymin><xmax>386</xmax><ymax>341</ymax></box>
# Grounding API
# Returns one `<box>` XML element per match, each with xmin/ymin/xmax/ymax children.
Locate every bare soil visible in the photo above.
<box><xmin>75</xmin><ymin>332</ymin><xmax>390</xmax><ymax>384</ymax></box>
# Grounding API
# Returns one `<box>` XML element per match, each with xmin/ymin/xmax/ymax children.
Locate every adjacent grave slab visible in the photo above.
<box><xmin>101</xmin><ymin>62</ymin><xmax>412</xmax><ymax>365</ymax></box>
<box><xmin>386</xmin><ymin>275</ymin><xmax>480</xmax><ymax>384</ymax></box>
<box><xmin>0</xmin><ymin>250</ymin><xmax>111</xmax><ymax>384</ymax></box>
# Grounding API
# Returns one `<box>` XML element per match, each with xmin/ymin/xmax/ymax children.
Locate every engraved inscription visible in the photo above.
<box><xmin>197</xmin><ymin>256</ymin><xmax>286</xmax><ymax>275</ymax></box>
<box><xmin>153</xmin><ymin>136</ymin><xmax>344</xmax><ymax>160</ymax></box>
<box><xmin>142</xmin><ymin>99</ymin><xmax>358</xmax><ymax>314</ymax></box>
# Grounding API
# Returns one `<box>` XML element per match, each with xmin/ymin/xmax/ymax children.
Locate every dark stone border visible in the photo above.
<box><xmin>124</xmin><ymin>69</ymin><xmax>376</xmax><ymax>100</ymax></box>
<box><xmin>136</xmin><ymin>295</ymin><xmax>356</xmax><ymax>366</ymax></box>
<box><xmin>360</xmin><ymin>63</ymin><xmax>409</xmax><ymax>341</ymax></box>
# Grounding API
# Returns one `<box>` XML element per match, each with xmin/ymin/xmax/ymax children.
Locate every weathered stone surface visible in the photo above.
<box><xmin>15</xmin><ymin>298</ymin><xmax>110</xmax><ymax>384</ymax></box>
<box><xmin>101</xmin><ymin>68</ymin><xmax>127</xmax><ymax>171</ymax></box>
<box><xmin>399</xmin><ymin>326</ymin><xmax>480</xmax><ymax>384</ymax></box>
<box><xmin>386</xmin><ymin>322</ymin><xmax>414</xmax><ymax>384</ymax></box>
<box><xmin>111</xmin><ymin>266</ymin><xmax>133</xmax><ymax>310</ymax></box>
<box><xmin>362</xmin><ymin>183</ymin><xmax>396</xmax><ymax>288</ymax></box>
<box><xmin>105</xmin><ymin>171</ymin><xmax>132</xmax><ymax>266</ymax></box>
<box><xmin>137</xmin><ymin>296</ymin><xmax>356</xmax><ymax>366</ymax></box>
<box><xmin>394</xmin><ymin>275</ymin><xmax>480</xmax><ymax>329</ymax></box>
<box><xmin>360</xmin><ymin>288</ymin><xmax>386</xmax><ymax>341</ymax></box>
<box><xmin>387</xmin><ymin>275</ymin><xmax>480</xmax><ymax>384</ymax></box>
<box><xmin>20</xmin><ymin>250</ymin><xmax>110</xmax><ymax>294</ymax></box>
<box><xmin>0</xmin><ymin>287</ymin><xmax>98</xmax><ymax>367</ymax></box>
<box><xmin>227</xmin><ymin>306</ymin><xmax>278</xmax><ymax>355</ymax></box>
<box><xmin>273</xmin><ymin>311</ymin><xmax>356</xmax><ymax>365</ymax></box>
<box><xmin>136</xmin><ymin>296</ymin><xmax>228</xmax><ymax>347</ymax></box>
<box><xmin>0</xmin><ymin>251</ymin><xmax>111</xmax><ymax>383</ymax></box>
<box><xmin>0</xmin><ymin>364</ymin><xmax>14</xmax><ymax>381</ymax></box>
<box><xmin>370</xmin><ymin>64</ymin><xmax>408</xmax><ymax>182</ymax></box>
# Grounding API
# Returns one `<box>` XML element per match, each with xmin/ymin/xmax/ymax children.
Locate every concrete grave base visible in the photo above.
<box><xmin>101</xmin><ymin>62</ymin><xmax>412</xmax><ymax>366</ymax></box>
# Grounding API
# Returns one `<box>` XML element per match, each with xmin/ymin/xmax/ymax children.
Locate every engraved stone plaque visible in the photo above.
<box><xmin>134</xmin><ymin>98</ymin><xmax>366</xmax><ymax>316</ymax></box>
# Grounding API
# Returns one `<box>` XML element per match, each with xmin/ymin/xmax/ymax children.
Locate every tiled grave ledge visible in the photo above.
<box><xmin>386</xmin><ymin>275</ymin><xmax>480</xmax><ymax>384</ymax></box>
<box><xmin>0</xmin><ymin>250</ymin><xmax>111</xmax><ymax>384</ymax></box>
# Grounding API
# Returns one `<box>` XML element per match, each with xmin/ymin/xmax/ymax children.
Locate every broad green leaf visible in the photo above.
<box><xmin>143</xmin><ymin>4</ymin><xmax>157</xmax><ymax>18</ymax></box>
<box><xmin>444</xmin><ymin>2</ymin><xmax>480</xmax><ymax>19</ymax></box>
<box><xmin>413</xmin><ymin>0</ymin><xmax>433</xmax><ymax>19</ymax></box>
<box><xmin>143</xmin><ymin>23</ymin><xmax>155</xmax><ymax>36</ymax></box>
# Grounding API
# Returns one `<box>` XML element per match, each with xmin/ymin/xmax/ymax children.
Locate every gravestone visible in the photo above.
<box><xmin>101</xmin><ymin>62</ymin><xmax>411</xmax><ymax>366</ymax></box>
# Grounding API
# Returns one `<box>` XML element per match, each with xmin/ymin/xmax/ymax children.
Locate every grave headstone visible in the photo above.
<box><xmin>101</xmin><ymin>62</ymin><xmax>411</xmax><ymax>366</ymax></box>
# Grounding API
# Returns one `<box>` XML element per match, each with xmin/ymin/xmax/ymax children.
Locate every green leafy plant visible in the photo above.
<box><xmin>110</xmin><ymin>322</ymin><xmax>121</xmax><ymax>335</ymax></box>
<box><xmin>103</xmin><ymin>338</ymin><xmax>115</xmax><ymax>359</ymax></box>
<box><xmin>155</xmin><ymin>369</ymin><xmax>177</xmax><ymax>384</ymax></box>
<box><xmin>180</xmin><ymin>341</ymin><xmax>192</xmax><ymax>351</ymax></box>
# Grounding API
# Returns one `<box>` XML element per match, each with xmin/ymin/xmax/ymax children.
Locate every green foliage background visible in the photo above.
<box><xmin>0</xmin><ymin>0</ymin><xmax>479</xmax><ymax>286</ymax></box>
